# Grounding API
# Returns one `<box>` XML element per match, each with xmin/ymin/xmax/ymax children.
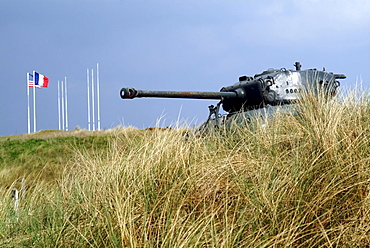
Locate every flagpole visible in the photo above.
<box><xmin>97</xmin><ymin>63</ymin><xmax>101</xmax><ymax>131</ymax></box>
<box><xmin>27</xmin><ymin>73</ymin><xmax>31</xmax><ymax>134</ymax></box>
<box><xmin>57</xmin><ymin>81</ymin><xmax>61</xmax><ymax>130</ymax></box>
<box><xmin>87</xmin><ymin>69</ymin><xmax>91</xmax><ymax>131</ymax></box>
<box><xmin>33</xmin><ymin>71</ymin><xmax>36</xmax><ymax>133</ymax></box>
<box><xmin>65</xmin><ymin>77</ymin><xmax>69</xmax><ymax>131</ymax></box>
<box><xmin>92</xmin><ymin>69</ymin><xmax>95</xmax><ymax>131</ymax></box>
<box><xmin>61</xmin><ymin>81</ymin><xmax>65</xmax><ymax>131</ymax></box>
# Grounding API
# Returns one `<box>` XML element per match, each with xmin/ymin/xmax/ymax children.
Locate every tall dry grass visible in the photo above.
<box><xmin>1</xmin><ymin>89</ymin><xmax>369</xmax><ymax>247</ymax></box>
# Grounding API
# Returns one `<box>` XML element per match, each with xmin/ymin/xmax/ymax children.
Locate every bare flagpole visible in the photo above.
<box><xmin>27</xmin><ymin>73</ymin><xmax>31</xmax><ymax>134</ymax></box>
<box><xmin>87</xmin><ymin>69</ymin><xmax>91</xmax><ymax>131</ymax></box>
<box><xmin>92</xmin><ymin>69</ymin><xmax>95</xmax><ymax>131</ymax></box>
<box><xmin>61</xmin><ymin>81</ymin><xmax>65</xmax><ymax>131</ymax></box>
<box><xmin>33</xmin><ymin>71</ymin><xmax>36</xmax><ymax>133</ymax></box>
<box><xmin>58</xmin><ymin>80</ymin><xmax>61</xmax><ymax>130</ymax></box>
<box><xmin>65</xmin><ymin>77</ymin><xmax>69</xmax><ymax>131</ymax></box>
<box><xmin>97</xmin><ymin>63</ymin><xmax>101</xmax><ymax>131</ymax></box>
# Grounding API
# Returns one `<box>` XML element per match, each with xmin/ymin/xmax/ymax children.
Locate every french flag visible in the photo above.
<box><xmin>34</xmin><ymin>72</ymin><xmax>49</xmax><ymax>88</ymax></box>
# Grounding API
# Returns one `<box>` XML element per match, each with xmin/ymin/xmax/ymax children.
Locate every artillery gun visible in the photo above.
<box><xmin>120</xmin><ymin>62</ymin><xmax>346</xmax><ymax>130</ymax></box>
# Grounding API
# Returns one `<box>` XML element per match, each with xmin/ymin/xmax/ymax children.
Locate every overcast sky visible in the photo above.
<box><xmin>1</xmin><ymin>0</ymin><xmax>369</xmax><ymax>136</ymax></box>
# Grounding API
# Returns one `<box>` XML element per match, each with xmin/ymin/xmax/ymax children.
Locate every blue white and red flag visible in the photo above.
<box><xmin>34</xmin><ymin>72</ymin><xmax>49</xmax><ymax>88</ymax></box>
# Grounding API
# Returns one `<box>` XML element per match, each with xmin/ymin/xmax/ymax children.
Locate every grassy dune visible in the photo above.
<box><xmin>0</xmin><ymin>90</ymin><xmax>369</xmax><ymax>247</ymax></box>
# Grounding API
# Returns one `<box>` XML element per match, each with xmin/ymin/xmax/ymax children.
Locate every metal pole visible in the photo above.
<box><xmin>61</xmin><ymin>81</ymin><xmax>65</xmax><ymax>131</ymax></box>
<box><xmin>27</xmin><ymin>73</ymin><xmax>31</xmax><ymax>134</ymax></box>
<box><xmin>58</xmin><ymin>80</ymin><xmax>61</xmax><ymax>130</ymax></box>
<box><xmin>33</xmin><ymin>71</ymin><xmax>36</xmax><ymax>133</ymax></box>
<box><xmin>92</xmin><ymin>69</ymin><xmax>95</xmax><ymax>131</ymax></box>
<box><xmin>97</xmin><ymin>63</ymin><xmax>101</xmax><ymax>131</ymax></box>
<box><xmin>65</xmin><ymin>77</ymin><xmax>69</xmax><ymax>131</ymax></box>
<box><xmin>87</xmin><ymin>69</ymin><xmax>91</xmax><ymax>131</ymax></box>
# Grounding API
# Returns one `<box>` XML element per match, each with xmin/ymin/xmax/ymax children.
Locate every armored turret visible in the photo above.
<box><xmin>120</xmin><ymin>62</ymin><xmax>346</xmax><ymax>129</ymax></box>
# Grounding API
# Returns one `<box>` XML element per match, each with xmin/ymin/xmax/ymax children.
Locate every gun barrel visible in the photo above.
<box><xmin>334</xmin><ymin>74</ymin><xmax>346</xmax><ymax>79</ymax></box>
<box><xmin>120</xmin><ymin>87</ymin><xmax>237</xmax><ymax>100</ymax></box>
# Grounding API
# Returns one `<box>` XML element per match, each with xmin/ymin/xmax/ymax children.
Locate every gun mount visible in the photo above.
<box><xmin>120</xmin><ymin>62</ymin><xmax>346</xmax><ymax>129</ymax></box>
